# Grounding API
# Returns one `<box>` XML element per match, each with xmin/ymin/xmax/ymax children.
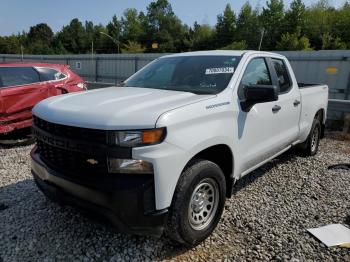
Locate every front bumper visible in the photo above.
<box><xmin>31</xmin><ymin>148</ymin><xmax>168</xmax><ymax>237</ymax></box>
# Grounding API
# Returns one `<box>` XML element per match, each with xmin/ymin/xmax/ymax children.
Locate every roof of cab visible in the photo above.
<box><xmin>162</xmin><ymin>50</ymin><xmax>283</xmax><ymax>58</ymax></box>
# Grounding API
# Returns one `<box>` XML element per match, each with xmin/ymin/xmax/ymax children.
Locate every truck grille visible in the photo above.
<box><xmin>36</xmin><ymin>140</ymin><xmax>108</xmax><ymax>175</ymax></box>
<box><xmin>33</xmin><ymin>116</ymin><xmax>107</xmax><ymax>144</ymax></box>
<box><xmin>33</xmin><ymin>116</ymin><xmax>110</xmax><ymax>175</ymax></box>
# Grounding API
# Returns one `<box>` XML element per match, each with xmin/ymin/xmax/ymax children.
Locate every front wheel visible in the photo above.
<box><xmin>165</xmin><ymin>159</ymin><xmax>226</xmax><ymax>246</ymax></box>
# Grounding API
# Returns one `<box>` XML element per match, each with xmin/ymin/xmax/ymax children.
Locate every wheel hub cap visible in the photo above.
<box><xmin>188</xmin><ymin>178</ymin><xmax>219</xmax><ymax>231</ymax></box>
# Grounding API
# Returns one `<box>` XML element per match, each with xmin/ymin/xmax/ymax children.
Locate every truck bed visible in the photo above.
<box><xmin>298</xmin><ymin>83</ymin><xmax>322</xmax><ymax>88</ymax></box>
<box><xmin>298</xmin><ymin>84</ymin><xmax>328</xmax><ymax>142</ymax></box>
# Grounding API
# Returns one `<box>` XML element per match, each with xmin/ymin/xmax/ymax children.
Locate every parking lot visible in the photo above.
<box><xmin>0</xmin><ymin>134</ymin><xmax>349</xmax><ymax>261</ymax></box>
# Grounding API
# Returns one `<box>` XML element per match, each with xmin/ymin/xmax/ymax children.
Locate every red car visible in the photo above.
<box><xmin>0</xmin><ymin>63</ymin><xmax>86</xmax><ymax>134</ymax></box>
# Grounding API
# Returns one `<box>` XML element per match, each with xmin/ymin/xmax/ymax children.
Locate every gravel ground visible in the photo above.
<box><xmin>0</xmin><ymin>135</ymin><xmax>349</xmax><ymax>261</ymax></box>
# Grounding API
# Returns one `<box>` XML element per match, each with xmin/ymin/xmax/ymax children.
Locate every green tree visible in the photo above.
<box><xmin>0</xmin><ymin>34</ymin><xmax>25</xmax><ymax>54</ymax></box>
<box><xmin>235</xmin><ymin>2</ymin><xmax>260</xmax><ymax>49</ymax></box>
<box><xmin>93</xmin><ymin>24</ymin><xmax>109</xmax><ymax>53</ymax></box>
<box><xmin>276</xmin><ymin>31</ymin><xmax>312</xmax><ymax>50</ymax></box>
<box><xmin>104</xmin><ymin>15</ymin><xmax>122</xmax><ymax>53</ymax></box>
<box><xmin>122</xmin><ymin>40</ymin><xmax>146</xmax><ymax>53</ymax></box>
<box><xmin>215</xmin><ymin>4</ymin><xmax>236</xmax><ymax>47</ymax></box>
<box><xmin>121</xmin><ymin>9</ymin><xmax>143</xmax><ymax>42</ymax></box>
<box><xmin>304</xmin><ymin>0</ymin><xmax>334</xmax><ymax>49</ymax></box>
<box><xmin>221</xmin><ymin>40</ymin><xmax>248</xmax><ymax>50</ymax></box>
<box><xmin>57</xmin><ymin>18</ymin><xmax>88</xmax><ymax>53</ymax></box>
<box><xmin>142</xmin><ymin>0</ymin><xmax>187</xmax><ymax>52</ymax></box>
<box><xmin>284</xmin><ymin>0</ymin><xmax>306</xmax><ymax>34</ymax></box>
<box><xmin>187</xmin><ymin>22</ymin><xmax>215</xmax><ymax>51</ymax></box>
<box><xmin>26</xmin><ymin>23</ymin><xmax>55</xmax><ymax>54</ymax></box>
<box><xmin>260</xmin><ymin>0</ymin><xmax>285</xmax><ymax>50</ymax></box>
<box><xmin>332</xmin><ymin>2</ymin><xmax>350</xmax><ymax>48</ymax></box>
<box><xmin>27</xmin><ymin>23</ymin><xmax>54</xmax><ymax>43</ymax></box>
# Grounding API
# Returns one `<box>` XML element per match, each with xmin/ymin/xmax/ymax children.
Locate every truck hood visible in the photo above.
<box><xmin>33</xmin><ymin>86</ymin><xmax>215</xmax><ymax>130</ymax></box>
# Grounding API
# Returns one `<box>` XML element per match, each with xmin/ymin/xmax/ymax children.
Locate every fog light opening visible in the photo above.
<box><xmin>108</xmin><ymin>158</ymin><xmax>153</xmax><ymax>174</ymax></box>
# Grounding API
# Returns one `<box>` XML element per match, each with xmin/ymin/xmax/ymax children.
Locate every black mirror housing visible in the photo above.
<box><xmin>240</xmin><ymin>85</ymin><xmax>278</xmax><ymax>112</ymax></box>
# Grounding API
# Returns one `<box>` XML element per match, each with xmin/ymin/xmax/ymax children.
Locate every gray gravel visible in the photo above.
<box><xmin>1</xmin><ymin>135</ymin><xmax>349</xmax><ymax>261</ymax></box>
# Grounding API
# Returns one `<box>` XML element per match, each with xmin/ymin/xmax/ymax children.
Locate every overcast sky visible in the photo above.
<box><xmin>0</xmin><ymin>0</ymin><xmax>345</xmax><ymax>36</ymax></box>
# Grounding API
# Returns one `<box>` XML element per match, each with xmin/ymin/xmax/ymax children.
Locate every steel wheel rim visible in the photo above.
<box><xmin>188</xmin><ymin>178</ymin><xmax>219</xmax><ymax>231</ymax></box>
<box><xmin>311</xmin><ymin>126</ymin><xmax>319</xmax><ymax>152</ymax></box>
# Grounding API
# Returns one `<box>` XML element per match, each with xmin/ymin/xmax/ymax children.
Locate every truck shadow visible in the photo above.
<box><xmin>0</xmin><ymin>148</ymin><xmax>300</xmax><ymax>261</ymax></box>
<box><xmin>231</xmin><ymin>148</ymin><xmax>298</xmax><ymax>195</ymax></box>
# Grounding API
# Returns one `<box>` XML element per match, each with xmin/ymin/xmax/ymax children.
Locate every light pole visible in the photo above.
<box><xmin>100</xmin><ymin>32</ymin><xmax>120</xmax><ymax>53</ymax></box>
<box><xmin>258</xmin><ymin>28</ymin><xmax>265</xmax><ymax>51</ymax></box>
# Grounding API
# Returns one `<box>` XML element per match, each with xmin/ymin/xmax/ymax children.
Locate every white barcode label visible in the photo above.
<box><xmin>205</xmin><ymin>67</ymin><xmax>234</xmax><ymax>75</ymax></box>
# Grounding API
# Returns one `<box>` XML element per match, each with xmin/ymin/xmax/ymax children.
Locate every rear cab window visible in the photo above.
<box><xmin>0</xmin><ymin>67</ymin><xmax>40</xmax><ymax>88</ymax></box>
<box><xmin>271</xmin><ymin>58</ymin><xmax>292</xmax><ymax>94</ymax></box>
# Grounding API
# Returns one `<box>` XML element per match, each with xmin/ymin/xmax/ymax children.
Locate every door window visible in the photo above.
<box><xmin>0</xmin><ymin>67</ymin><xmax>40</xmax><ymax>87</ymax></box>
<box><xmin>238</xmin><ymin>58</ymin><xmax>272</xmax><ymax>99</ymax></box>
<box><xmin>271</xmin><ymin>59</ymin><xmax>291</xmax><ymax>93</ymax></box>
<box><xmin>35</xmin><ymin>67</ymin><xmax>66</xmax><ymax>81</ymax></box>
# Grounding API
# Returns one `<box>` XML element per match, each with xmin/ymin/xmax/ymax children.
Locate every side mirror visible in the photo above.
<box><xmin>240</xmin><ymin>85</ymin><xmax>278</xmax><ymax>112</ymax></box>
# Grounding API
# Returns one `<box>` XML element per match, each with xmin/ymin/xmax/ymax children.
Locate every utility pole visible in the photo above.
<box><xmin>20</xmin><ymin>45</ymin><xmax>24</xmax><ymax>61</ymax></box>
<box><xmin>258</xmin><ymin>28</ymin><xmax>265</xmax><ymax>51</ymax></box>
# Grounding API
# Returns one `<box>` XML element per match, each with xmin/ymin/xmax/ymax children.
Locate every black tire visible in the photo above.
<box><xmin>165</xmin><ymin>159</ymin><xmax>226</xmax><ymax>246</ymax></box>
<box><xmin>297</xmin><ymin>117</ymin><xmax>321</xmax><ymax>156</ymax></box>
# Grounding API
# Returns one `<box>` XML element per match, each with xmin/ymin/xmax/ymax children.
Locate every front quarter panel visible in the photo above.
<box><xmin>133</xmin><ymin>92</ymin><xmax>237</xmax><ymax>210</ymax></box>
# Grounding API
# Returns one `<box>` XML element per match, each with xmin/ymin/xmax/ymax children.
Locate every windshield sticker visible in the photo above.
<box><xmin>205</xmin><ymin>67</ymin><xmax>234</xmax><ymax>75</ymax></box>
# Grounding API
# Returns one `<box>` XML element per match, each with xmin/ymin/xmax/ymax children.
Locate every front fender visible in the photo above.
<box><xmin>133</xmin><ymin>98</ymin><xmax>238</xmax><ymax>210</ymax></box>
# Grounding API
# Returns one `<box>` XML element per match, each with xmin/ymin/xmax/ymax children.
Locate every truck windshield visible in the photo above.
<box><xmin>124</xmin><ymin>56</ymin><xmax>241</xmax><ymax>94</ymax></box>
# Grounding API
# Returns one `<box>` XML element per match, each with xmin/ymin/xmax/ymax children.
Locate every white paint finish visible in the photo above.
<box><xmin>33</xmin><ymin>51</ymin><xmax>329</xmax><ymax>210</ymax></box>
<box><xmin>232</xmin><ymin>53</ymin><xmax>302</xmax><ymax>174</ymax></box>
<box><xmin>298</xmin><ymin>85</ymin><xmax>329</xmax><ymax>142</ymax></box>
<box><xmin>33</xmin><ymin>86</ymin><xmax>214</xmax><ymax>130</ymax></box>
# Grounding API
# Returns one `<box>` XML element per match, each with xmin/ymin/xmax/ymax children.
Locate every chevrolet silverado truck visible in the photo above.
<box><xmin>30</xmin><ymin>51</ymin><xmax>328</xmax><ymax>246</ymax></box>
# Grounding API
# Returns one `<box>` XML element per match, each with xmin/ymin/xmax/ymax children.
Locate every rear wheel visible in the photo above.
<box><xmin>165</xmin><ymin>159</ymin><xmax>226</xmax><ymax>246</ymax></box>
<box><xmin>297</xmin><ymin>117</ymin><xmax>321</xmax><ymax>156</ymax></box>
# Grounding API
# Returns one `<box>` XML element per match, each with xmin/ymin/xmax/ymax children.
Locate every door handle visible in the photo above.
<box><xmin>293</xmin><ymin>100</ymin><xmax>301</xmax><ymax>106</ymax></box>
<box><xmin>272</xmin><ymin>105</ymin><xmax>281</xmax><ymax>113</ymax></box>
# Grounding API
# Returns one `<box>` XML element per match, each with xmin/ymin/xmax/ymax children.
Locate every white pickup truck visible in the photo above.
<box><xmin>31</xmin><ymin>51</ymin><xmax>328</xmax><ymax>246</ymax></box>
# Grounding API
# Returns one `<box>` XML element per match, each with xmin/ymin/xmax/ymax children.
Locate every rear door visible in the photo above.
<box><xmin>0</xmin><ymin>67</ymin><xmax>50</xmax><ymax>118</ymax></box>
<box><xmin>268</xmin><ymin>57</ymin><xmax>301</xmax><ymax>145</ymax></box>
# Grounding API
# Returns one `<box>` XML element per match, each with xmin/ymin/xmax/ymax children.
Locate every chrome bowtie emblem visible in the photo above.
<box><xmin>86</xmin><ymin>159</ymin><xmax>98</xmax><ymax>165</ymax></box>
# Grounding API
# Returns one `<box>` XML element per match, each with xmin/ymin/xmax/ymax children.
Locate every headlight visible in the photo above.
<box><xmin>109</xmin><ymin>128</ymin><xmax>166</xmax><ymax>147</ymax></box>
<box><xmin>108</xmin><ymin>158</ymin><xmax>153</xmax><ymax>174</ymax></box>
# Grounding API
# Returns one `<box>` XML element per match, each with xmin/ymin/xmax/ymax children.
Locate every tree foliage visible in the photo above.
<box><xmin>276</xmin><ymin>31</ymin><xmax>312</xmax><ymax>50</ymax></box>
<box><xmin>0</xmin><ymin>0</ymin><xmax>350</xmax><ymax>54</ymax></box>
<box><xmin>260</xmin><ymin>0</ymin><xmax>285</xmax><ymax>50</ymax></box>
<box><xmin>235</xmin><ymin>3</ymin><xmax>260</xmax><ymax>49</ymax></box>
<box><xmin>215</xmin><ymin>4</ymin><xmax>236</xmax><ymax>47</ymax></box>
